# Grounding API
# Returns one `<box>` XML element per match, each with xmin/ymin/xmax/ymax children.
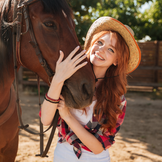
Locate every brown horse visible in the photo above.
<box><xmin>0</xmin><ymin>0</ymin><xmax>95</xmax><ymax>161</ymax></box>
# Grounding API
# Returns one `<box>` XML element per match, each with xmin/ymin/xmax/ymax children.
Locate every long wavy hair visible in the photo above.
<box><xmin>86</xmin><ymin>31</ymin><xmax>130</xmax><ymax>134</ymax></box>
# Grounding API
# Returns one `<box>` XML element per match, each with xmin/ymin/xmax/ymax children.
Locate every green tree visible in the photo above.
<box><xmin>141</xmin><ymin>0</ymin><xmax>162</xmax><ymax>40</ymax></box>
<box><xmin>69</xmin><ymin>0</ymin><xmax>100</xmax><ymax>45</ymax></box>
<box><xmin>69</xmin><ymin>0</ymin><xmax>161</xmax><ymax>44</ymax></box>
<box><xmin>91</xmin><ymin>0</ymin><xmax>154</xmax><ymax>40</ymax></box>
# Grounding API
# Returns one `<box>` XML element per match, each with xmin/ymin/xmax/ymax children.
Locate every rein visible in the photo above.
<box><xmin>12</xmin><ymin>0</ymin><xmax>57</xmax><ymax>157</ymax></box>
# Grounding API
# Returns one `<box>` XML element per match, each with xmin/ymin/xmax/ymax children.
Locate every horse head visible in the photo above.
<box><xmin>17</xmin><ymin>0</ymin><xmax>95</xmax><ymax>109</ymax></box>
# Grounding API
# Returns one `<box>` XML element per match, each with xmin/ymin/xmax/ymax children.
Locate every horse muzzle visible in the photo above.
<box><xmin>61</xmin><ymin>77</ymin><xmax>95</xmax><ymax>109</ymax></box>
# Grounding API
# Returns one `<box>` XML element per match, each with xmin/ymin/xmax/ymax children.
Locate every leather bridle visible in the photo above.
<box><xmin>16</xmin><ymin>0</ymin><xmax>54</xmax><ymax>77</ymax></box>
<box><xmin>12</xmin><ymin>0</ymin><xmax>58</xmax><ymax>157</ymax></box>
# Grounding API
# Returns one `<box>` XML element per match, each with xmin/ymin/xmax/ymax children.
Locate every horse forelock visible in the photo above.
<box><xmin>41</xmin><ymin>0</ymin><xmax>74</xmax><ymax>19</ymax></box>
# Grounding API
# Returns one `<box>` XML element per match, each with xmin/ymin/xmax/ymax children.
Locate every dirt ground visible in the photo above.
<box><xmin>15</xmin><ymin>90</ymin><xmax>162</xmax><ymax>162</ymax></box>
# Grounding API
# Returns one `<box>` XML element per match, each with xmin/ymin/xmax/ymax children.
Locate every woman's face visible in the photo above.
<box><xmin>90</xmin><ymin>33</ymin><xmax>118</xmax><ymax>71</ymax></box>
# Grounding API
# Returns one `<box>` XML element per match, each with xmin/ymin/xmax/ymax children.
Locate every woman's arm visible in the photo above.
<box><xmin>41</xmin><ymin>76</ymin><xmax>64</xmax><ymax>126</ymax></box>
<box><xmin>57</xmin><ymin>97</ymin><xmax>104</xmax><ymax>154</ymax></box>
<box><xmin>66</xmin><ymin>114</ymin><xmax>104</xmax><ymax>154</ymax></box>
<box><xmin>41</xmin><ymin>47</ymin><xmax>87</xmax><ymax>126</ymax></box>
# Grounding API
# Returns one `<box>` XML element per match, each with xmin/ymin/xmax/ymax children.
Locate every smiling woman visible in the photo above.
<box><xmin>40</xmin><ymin>16</ymin><xmax>141</xmax><ymax>162</ymax></box>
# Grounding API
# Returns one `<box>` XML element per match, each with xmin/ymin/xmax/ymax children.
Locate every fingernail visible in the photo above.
<box><xmin>77</xmin><ymin>46</ymin><xmax>80</xmax><ymax>49</ymax></box>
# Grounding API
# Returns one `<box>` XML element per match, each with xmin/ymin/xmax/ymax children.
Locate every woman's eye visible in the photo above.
<box><xmin>44</xmin><ymin>22</ymin><xmax>57</xmax><ymax>30</ymax></box>
<box><xmin>108</xmin><ymin>48</ymin><xmax>114</xmax><ymax>53</ymax></box>
<box><xmin>97</xmin><ymin>41</ymin><xmax>103</xmax><ymax>45</ymax></box>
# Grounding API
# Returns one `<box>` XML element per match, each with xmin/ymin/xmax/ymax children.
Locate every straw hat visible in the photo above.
<box><xmin>84</xmin><ymin>16</ymin><xmax>141</xmax><ymax>74</ymax></box>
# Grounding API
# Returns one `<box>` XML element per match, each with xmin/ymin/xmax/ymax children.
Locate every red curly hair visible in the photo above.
<box><xmin>86</xmin><ymin>31</ymin><xmax>130</xmax><ymax>133</ymax></box>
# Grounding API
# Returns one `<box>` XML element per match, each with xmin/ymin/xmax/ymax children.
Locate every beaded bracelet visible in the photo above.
<box><xmin>44</xmin><ymin>93</ymin><xmax>60</xmax><ymax>104</ymax></box>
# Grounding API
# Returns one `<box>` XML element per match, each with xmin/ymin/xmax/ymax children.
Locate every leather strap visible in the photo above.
<box><xmin>36</xmin><ymin>76</ymin><xmax>60</xmax><ymax>157</ymax></box>
<box><xmin>41</xmin><ymin>110</ymin><xmax>59</xmax><ymax>157</ymax></box>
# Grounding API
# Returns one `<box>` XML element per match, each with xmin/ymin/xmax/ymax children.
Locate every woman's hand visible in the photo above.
<box><xmin>54</xmin><ymin>46</ymin><xmax>87</xmax><ymax>84</ymax></box>
<box><xmin>57</xmin><ymin>95</ymin><xmax>71</xmax><ymax>120</ymax></box>
<box><xmin>41</xmin><ymin>46</ymin><xmax>86</xmax><ymax>126</ymax></box>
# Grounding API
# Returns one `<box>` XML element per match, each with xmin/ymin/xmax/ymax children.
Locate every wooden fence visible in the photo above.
<box><xmin>127</xmin><ymin>41</ymin><xmax>162</xmax><ymax>89</ymax></box>
<box><xmin>18</xmin><ymin>41</ymin><xmax>162</xmax><ymax>90</ymax></box>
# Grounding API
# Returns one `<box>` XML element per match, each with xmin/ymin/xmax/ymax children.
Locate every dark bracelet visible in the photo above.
<box><xmin>44</xmin><ymin>95</ymin><xmax>60</xmax><ymax>104</ymax></box>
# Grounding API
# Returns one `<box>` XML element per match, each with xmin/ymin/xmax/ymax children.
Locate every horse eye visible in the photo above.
<box><xmin>44</xmin><ymin>22</ymin><xmax>57</xmax><ymax>30</ymax></box>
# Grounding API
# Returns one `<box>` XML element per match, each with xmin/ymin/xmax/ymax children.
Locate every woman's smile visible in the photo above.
<box><xmin>94</xmin><ymin>52</ymin><xmax>105</xmax><ymax>61</ymax></box>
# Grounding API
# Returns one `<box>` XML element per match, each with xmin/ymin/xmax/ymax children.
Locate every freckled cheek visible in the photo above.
<box><xmin>90</xmin><ymin>45</ymin><xmax>98</xmax><ymax>53</ymax></box>
<box><xmin>106</xmin><ymin>55</ymin><xmax>116</xmax><ymax>64</ymax></box>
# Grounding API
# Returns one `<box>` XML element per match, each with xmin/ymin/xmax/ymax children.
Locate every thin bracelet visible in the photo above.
<box><xmin>44</xmin><ymin>96</ymin><xmax>59</xmax><ymax>104</ymax></box>
<box><xmin>44</xmin><ymin>93</ymin><xmax>60</xmax><ymax>103</ymax></box>
<box><xmin>45</xmin><ymin>93</ymin><xmax>60</xmax><ymax>102</ymax></box>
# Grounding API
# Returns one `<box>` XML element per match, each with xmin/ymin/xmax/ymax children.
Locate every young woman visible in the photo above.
<box><xmin>41</xmin><ymin>17</ymin><xmax>141</xmax><ymax>162</ymax></box>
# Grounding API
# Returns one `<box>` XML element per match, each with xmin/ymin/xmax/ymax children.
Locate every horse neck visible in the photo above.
<box><xmin>0</xmin><ymin>62</ymin><xmax>15</xmax><ymax>115</ymax></box>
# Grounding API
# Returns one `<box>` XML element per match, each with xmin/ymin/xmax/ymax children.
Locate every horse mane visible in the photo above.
<box><xmin>0</xmin><ymin>0</ymin><xmax>73</xmax><ymax>83</ymax></box>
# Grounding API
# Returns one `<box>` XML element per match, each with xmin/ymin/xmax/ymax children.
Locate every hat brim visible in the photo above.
<box><xmin>84</xmin><ymin>17</ymin><xmax>141</xmax><ymax>74</ymax></box>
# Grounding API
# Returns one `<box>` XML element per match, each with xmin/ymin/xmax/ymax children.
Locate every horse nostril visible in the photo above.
<box><xmin>81</xmin><ymin>83</ymin><xmax>91</xmax><ymax>100</ymax></box>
